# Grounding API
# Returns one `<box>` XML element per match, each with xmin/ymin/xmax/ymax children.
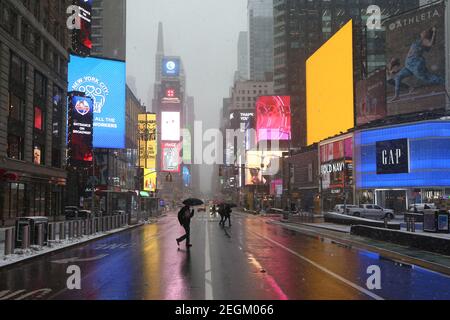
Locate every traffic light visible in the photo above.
<box><xmin>219</xmin><ymin>166</ymin><xmax>223</xmax><ymax>177</ymax></box>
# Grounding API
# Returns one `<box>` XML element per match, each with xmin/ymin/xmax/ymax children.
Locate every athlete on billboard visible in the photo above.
<box><xmin>390</xmin><ymin>27</ymin><xmax>444</xmax><ymax>102</ymax></box>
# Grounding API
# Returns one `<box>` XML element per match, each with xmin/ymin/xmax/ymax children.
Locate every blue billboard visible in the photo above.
<box><xmin>68</xmin><ymin>54</ymin><xmax>126</xmax><ymax>149</ymax></box>
<box><xmin>355</xmin><ymin>121</ymin><xmax>450</xmax><ymax>189</ymax></box>
<box><xmin>162</xmin><ymin>58</ymin><xmax>180</xmax><ymax>77</ymax></box>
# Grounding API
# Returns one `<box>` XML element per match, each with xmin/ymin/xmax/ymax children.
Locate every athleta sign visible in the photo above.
<box><xmin>376</xmin><ymin>139</ymin><xmax>409</xmax><ymax>174</ymax></box>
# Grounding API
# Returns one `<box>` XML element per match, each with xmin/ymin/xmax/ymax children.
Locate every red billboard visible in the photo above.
<box><xmin>256</xmin><ymin>96</ymin><xmax>291</xmax><ymax>142</ymax></box>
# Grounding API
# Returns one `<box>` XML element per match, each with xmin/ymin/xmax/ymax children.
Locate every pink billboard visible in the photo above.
<box><xmin>256</xmin><ymin>96</ymin><xmax>291</xmax><ymax>142</ymax></box>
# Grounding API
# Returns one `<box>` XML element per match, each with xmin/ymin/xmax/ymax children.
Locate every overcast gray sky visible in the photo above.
<box><xmin>126</xmin><ymin>0</ymin><xmax>248</xmax><ymax>193</ymax></box>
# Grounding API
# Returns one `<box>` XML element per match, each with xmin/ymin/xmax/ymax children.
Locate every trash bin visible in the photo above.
<box><xmin>423</xmin><ymin>209</ymin><xmax>449</xmax><ymax>233</ymax></box>
<box><xmin>15</xmin><ymin>217</ymin><xmax>49</xmax><ymax>247</ymax></box>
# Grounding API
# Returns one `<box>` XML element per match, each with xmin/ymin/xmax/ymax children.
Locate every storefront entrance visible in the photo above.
<box><xmin>376</xmin><ymin>190</ymin><xmax>407</xmax><ymax>213</ymax></box>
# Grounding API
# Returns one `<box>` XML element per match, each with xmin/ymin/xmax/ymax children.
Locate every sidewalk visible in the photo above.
<box><xmin>0</xmin><ymin>220</ymin><xmax>155</xmax><ymax>269</ymax></box>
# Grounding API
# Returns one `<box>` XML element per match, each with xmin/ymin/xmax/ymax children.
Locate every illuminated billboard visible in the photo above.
<box><xmin>162</xmin><ymin>142</ymin><xmax>181</xmax><ymax>173</ymax></box>
<box><xmin>70</xmin><ymin>0</ymin><xmax>92</xmax><ymax>56</ymax></box>
<box><xmin>68</xmin><ymin>54</ymin><xmax>126</xmax><ymax>149</ymax></box>
<box><xmin>161</xmin><ymin>112</ymin><xmax>180</xmax><ymax>141</ymax></box>
<box><xmin>162</xmin><ymin>58</ymin><xmax>180</xmax><ymax>77</ymax></box>
<box><xmin>138</xmin><ymin>113</ymin><xmax>157</xmax><ymax>169</ymax></box>
<box><xmin>182</xmin><ymin>129</ymin><xmax>192</xmax><ymax>164</ymax></box>
<box><xmin>183</xmin><ymin>166</ymin><xmax>191</xmax><ymax>187</ymax></box>
<box><xmin>385</xmin><ymin>2</ymin><xmax>446</xmax><ymax>116</ymax></box>
<box><xmin>161</xmin><ymin>81</ymin><xmax>181</xmax><ymax>104</ymax></box>
<box><xmin>245</xmin><ymin>151</ymin><xmax>283</xmax><ymax>186</ymax></box>
<box><xmin>67</xmin><ymin>93</ymin><xmax>94</xmax><ymax>168</ymax></box>
<box><xmin>355</xmin><ymin>121</ymin><xmax>450</xmax><ymax>189</ymax></box>
<box><xmin>306</xmin><ymin>20</ymin><xmax>354</xmax><ymax>146</ymax></box>
<box><xmin>256</xmin><ymin>96</ymin><xmax>291</xmax><ymax>142</ymax></box>
<box><xmin>143</xmin><ymin>169</ymin><xmax>157</xmax><ymax>192</ymax></box>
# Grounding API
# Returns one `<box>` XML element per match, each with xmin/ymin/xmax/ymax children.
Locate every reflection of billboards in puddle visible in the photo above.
<box><xmin>385</xmin><ymin>2</ymin><xmax>446</xmax><ymax>115</ymax></box>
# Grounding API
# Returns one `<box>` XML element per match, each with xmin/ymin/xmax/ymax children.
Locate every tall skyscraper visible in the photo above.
<box><xmin>248</xmin><ymin>0</ymin><xmax>274</xmax><ymax>81</ymax></box>
<box><xmin>91</xmin><ymin>0</ymin><xmax>126</xmax><ymax>60</ymax></box>
<box><xmin>235</xmin><ymin>31</ymin><xmax>249</xmax><ymax>81</ymax></box>
<box><xmin>273</xmin><ymin>0</ymin><xmax>421</xmax><ymax>147</ymax></box>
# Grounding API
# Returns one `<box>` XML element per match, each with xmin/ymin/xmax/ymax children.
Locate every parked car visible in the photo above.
<box><xmin>64</xmin><ymin>206</ymin><xmax>79</xmax><ymax>220</ymax></box>
<box><xmin>346</xmin><ymin>204</ymin><xmax>395</xmax><ymax>220</ymax></box>
<box><xmin>77</xmin><ymin>210</ymin><xmax>93</xmax><ymax>219</ymax></box>
<box><xmin>333</xmin><ymin>204</ymin><xmax>357</xmax><ymax>214</ymax></box>
<box><xmin>408</xmin><ymin>203</ymin><xmax>436</xmax><ymax>214</ymax></box>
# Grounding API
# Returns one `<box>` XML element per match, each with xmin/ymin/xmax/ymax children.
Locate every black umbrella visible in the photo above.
<box><xmin>182</xmin><ymin>198</ymin><xmax>204</xmax><ymax>206</ymax></box>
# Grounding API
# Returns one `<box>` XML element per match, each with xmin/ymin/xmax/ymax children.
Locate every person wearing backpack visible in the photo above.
<box><xmin>177</xmin><ymin>205</ymin><xmax>194</xmax><ymax>248</ymax></box>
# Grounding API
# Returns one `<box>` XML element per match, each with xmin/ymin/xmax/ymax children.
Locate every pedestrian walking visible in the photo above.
<box><xmin>218</xmin><ymin>204</ymin><xmax>225</xmax><ymax>226</ymax></box>
<box><xmin>177</xmin><ymin>205</ymin><xmax>194</xmax><ymax>248</ymax></box>
<box><xmin>223</xmin><ymin>204</ymin><xmax>232</xmax><ymax>227</ymax></box>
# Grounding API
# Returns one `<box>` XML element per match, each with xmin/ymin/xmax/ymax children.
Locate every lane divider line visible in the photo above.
<box><xmin>249</xmin><ymin>230</ymin><xmax>384</xmax><ymax>301</ymax></box>
<box><xmin>205</xmin><ymin>213</ymin><xmax>214</xmax><ymax>300</ymax></box>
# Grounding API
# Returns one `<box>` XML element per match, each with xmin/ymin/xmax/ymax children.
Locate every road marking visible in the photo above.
<box><xmin>250</xmin><ymin>230</ymin><xmax>384</xmax><ymax>300</ymax></box>
<box><xmin>51</xmin><ymin>254</ymin><xmax>109</xmax><ymax>264</ymax></box>
<box><xmin>204</xmin><ymin>213</ymin><xmax>213</xmax><ymax>300</ymax></box>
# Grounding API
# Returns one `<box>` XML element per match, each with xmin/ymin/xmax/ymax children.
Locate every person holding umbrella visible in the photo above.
<box><xmin>177</xmin><ymin>198</ymin><xmax>203</xmax><ymax>248</ymax></box>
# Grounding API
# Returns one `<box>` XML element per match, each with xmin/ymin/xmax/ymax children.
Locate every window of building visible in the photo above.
<box><xmin>33</xmin><ymin>144</ymin><xmax>44</xmax><ymax>165</ymax></box>
<box><xmin>2</xmin><ymin>183</ymin><xmax>26</xmax><ymax>219</ymax></box>
<box><xmin>9</xmin><ymin>92</ymin><xmax>24</xmax><ymax>122</ymax></box>
<box><xmin>10</xmin><ymin>52</ymin><xmax>26</xmax><ymax>85</ymax></box>
<box><xmin>7</xmin><ymin>134</ymin><xmax>24</xmax><ymax>160</ymax></box>
<box><xmin>34</xmin><ymin>106</ymin><xmax>43</xmax><ymax>130</ymax></box>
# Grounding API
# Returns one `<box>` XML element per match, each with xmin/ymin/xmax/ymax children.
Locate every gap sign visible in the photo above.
<box><xmin>376</xmin><ymin>139</ymin><xmax>409</xmax><ymax>174</ymax></box>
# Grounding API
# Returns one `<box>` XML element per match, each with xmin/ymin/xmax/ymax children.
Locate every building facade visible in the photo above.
<box><xmin>273</xmin><ymin>0</ymin><xmax>421</xmax><ymax>148</ymax></box>
<box><xmin>91</xmin><ymin>0</ymin><xmax>126</xmax><ymax>61</ymax></box>
<box><xmin>0</xmin><ymin>0</ymin><xmax>70</xmax><ymax>226</ymax></box>
<box><xmin>248</xmin><ymin>0</ymin><xmax>274</xmax><ymax>81</ymax></box>
<box><xmin>235</xmin><ymin>31</ymin><xmax>249</xmax><ymax>81</ymax></box>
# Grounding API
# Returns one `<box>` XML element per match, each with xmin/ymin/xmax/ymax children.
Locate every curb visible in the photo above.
<box><xmin>0</xmin><ymin>223</ymin><xmax>145</xmax><ymax>270</ymax></box>
<box><xmin>270</xmin><ymin>219</ymin><xmax>450</xmax><ymax>277</ymax></box>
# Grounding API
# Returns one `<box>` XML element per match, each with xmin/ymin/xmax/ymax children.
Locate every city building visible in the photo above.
<box><xmin>0</xmin><ymin>0</ymin><xmax>70</xmax><ymax>227</ymax></box>
<box><xmin>235</xmin><ymin>31</ymin><xmax>249</xmax><ymax>81</ymax></box>
<box><xmin>248</xmin><ymin>0</ymin><xmax>274</xmax><ymax>81</ymax></box>
<box><xmin>91</xmin><ymin>0</ymin><xmax>126</xmax><ymax>61</ymax></box>
<box><xmin>354</xmin><ymin>119</ymin><xmax>450</xmax><ymax>212</ymax></box>
<box><xmin>273</xmin><ymin>0</ymin><xmax>421</xmax><ymax>148</ymax></box>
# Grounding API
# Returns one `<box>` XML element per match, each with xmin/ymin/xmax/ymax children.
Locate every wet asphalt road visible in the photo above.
<box><xmin>1</xmin><ymin>211</ymin><xmax>450</xmax><ymax>300</ymax></box>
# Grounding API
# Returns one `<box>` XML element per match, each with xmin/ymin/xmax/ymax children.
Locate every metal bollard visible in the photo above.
<box><xmin>60</xmin><ymin>222</ymin><xmax>65</xmax><ymax>241</ymax></box>
<box><xmin>48</xmin><ymin>223</ymin><xmax>55</xmax><ymax>241</ymax></box>
<box><xmin>412</xmin><ymin>217</ymin><xmax>416</xmax><ymax>233</ymax></box>
<box><xmin>21</xmin><ymin>225</ymin><xmax>30</xmax><ymax>249</ymax></box>
<box><xmin>78</xmin><ymin>221</ymin><xmax>82</xmax><ymax>238</ymax></box>
<box><xmin>4</xmin><ymin>227</ymin><xmax>15</xmax><ymax>256</ymax></box>
<box><xmin>69</xmin><ymin>221</ymin><xmax>74</xmax><ymax>239</ymax></box>
<box><xmin>37</xmin><ymin>224</ymin><xmax>44</xmax><ymax>247</ymax></box>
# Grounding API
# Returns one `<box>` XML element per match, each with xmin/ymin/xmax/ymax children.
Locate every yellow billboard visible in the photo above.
<box><xmin>138</xmin><ymin>113</ymin><xmax>157</xmax><ymax>169</ymax></box>
<box><xmin>306</xmin><ymin>20</ymin><xmax>354</xmax><ymax>146</ymax></box>
<box><xmin>143</xmin><ymin>169</ymin><xmax>157</xmax><ymax>192</ymax></box>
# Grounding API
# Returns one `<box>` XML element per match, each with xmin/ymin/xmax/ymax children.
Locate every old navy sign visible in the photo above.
<box><xmin>376</xmin><ymin>139</ymin><xmax>409</xmax><ymax>174</ymax></box>
<box><xmin>321</xmin><ymin>161</ymin><xmax>345</xmax><ymax>175</ymax></box>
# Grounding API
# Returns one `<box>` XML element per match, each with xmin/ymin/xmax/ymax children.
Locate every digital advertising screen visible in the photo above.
<box><xmin>68</xmin><ymin>54</ymin><xmax>126</xmax><ymax>149</ymax></box>
<box><xmin>143</xmin><ymin>169</ymin><xmax>157</xmax><ymax>192</ymax></box>
<box><xmin>306</xmin><ymin>20</ymin><xmax>354</xmax><ymax>146</ymax></box>
<box><xmin>161</xmin><ymin>81</ymin><xmax>181</xmax><ymax>104</ymax></box>
<box><xmin>245</xmin><ymin>151</ymin><xmax>283</xmax><ymax>186</ymax></box>
<box><xmin>385</xmin><ymin>2</ymin><xmax>446</xmax><ymax>116</ymax></box>
<box><xmin>162</xmin><ymin>58</ymin><xmax>180</xmax><ymax>77</ymax></box>
<box><xmin>68</xmin><ymin>94</ymin><xmax>94</xmax><ymax>167</ymax></box>
<box><xmin>256</xmin><ymin>96</ymin><xmax>291</xmax><ymax>142</ymax></box>
<box><xmin>138</xmin><ymin>113</ymin><xmax>157</xmax><ymax>169</ymax></box>
<box><xmin>183</xmin><ymin>166</ymin><xmax>191</xmax><ymax>187</ymax></box>
<box><xmin>355</xmin><ymin>121</ymin><xmax>450</xmax><ymax>189</ymax></box>
<box><xmin>161</xmin><ymin>142</ymin><xmax>181</xmax><ymax>173</ymax></box>
<box><xmin>161</xmin><ymin>112</ymin><xmax>180</xmax><ymax>141</ymax></box>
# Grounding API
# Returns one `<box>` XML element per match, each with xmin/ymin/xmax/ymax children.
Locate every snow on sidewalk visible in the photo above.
<box><xmin>0</xmin><ymin>223</ymin><xmax>146</xmax><ymax>269</ymax></box>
